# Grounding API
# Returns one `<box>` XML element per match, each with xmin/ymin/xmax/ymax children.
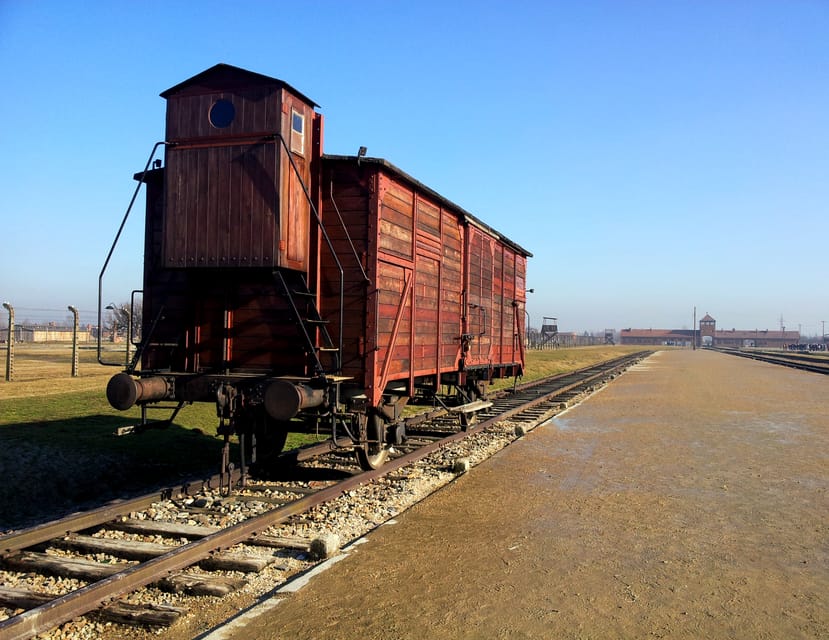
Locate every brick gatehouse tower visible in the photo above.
<box><xmin>699</xmin><ymin>313</ymin><xmax>716</xmax><ymax>346</ymax></box>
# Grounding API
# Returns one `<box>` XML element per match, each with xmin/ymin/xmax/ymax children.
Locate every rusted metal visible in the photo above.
<box><xmin>0</xmin><ymin>470</ymin><xmax>240</xmax><ymax>557</ymax></box>
<box><xmin>106</xmin><ymin>373</ymin><xmax>172</xmax><ymax>410</ymax></box>
<box><xmin>714</xmin><ymin>348</ymin><xmax>829</xmax><ymax>375</ymax></box>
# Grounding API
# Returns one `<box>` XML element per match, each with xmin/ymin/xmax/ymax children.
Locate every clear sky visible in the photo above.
<box><xmin>1</xmin><ymin>1</ymin><xmax>826</xmax><ymax>336</ymax></box>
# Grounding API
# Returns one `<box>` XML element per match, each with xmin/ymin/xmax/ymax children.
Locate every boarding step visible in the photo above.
<box><xmin>449</xmin><ymin>399</ymin><xmax>493</xmax><ymax>415</ymax></box>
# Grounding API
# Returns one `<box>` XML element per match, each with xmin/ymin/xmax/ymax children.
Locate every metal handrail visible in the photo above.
<box><xmin>270</xmin><ymin>133</ymin><xmax>346</xmax><ymax>373</ymax></box>
<box><xmin>98</xmin><ymin>135</ymin><xmax>347</xmax><ymax>375</ymax></box>
<box><xmin>97</xmin><ymin>142</ymin><xmax>167</xmax><ymax>366</ymax></box>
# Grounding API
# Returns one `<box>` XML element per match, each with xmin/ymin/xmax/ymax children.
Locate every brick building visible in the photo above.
<box><xmin>619</xmin><ymin>314</ymin><xmax>799</xmax><ymax>348</ymax></box>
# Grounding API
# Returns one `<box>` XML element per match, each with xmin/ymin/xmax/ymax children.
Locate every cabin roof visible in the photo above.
<box><xmin>324</xmin><ymin>154</ymin><xmax>532</xmax><ymax>258</ymax></box>
<box><xmin>160</xmin><ymin>63</ymin><xmax>318</xmax><ymax>107</ymax></box>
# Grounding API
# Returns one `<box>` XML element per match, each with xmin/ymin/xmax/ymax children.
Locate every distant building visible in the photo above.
<box><xmin>618</xmin><ymin>328</ymin><xmax>695</xmax><ymax>347</ymax></box>
<box><xmin>14</xmin><ymin>324</ymin><xmax>93</xmax><ymax>343</ymax></box>
<box><xmin>619</xmin><ymin>314</ymin><xmax>799</xmax><ymax>348</ymax></box>
<box><xmin>697</xmin><ymin>314</ymin><xmax>799</xmax><ymax>348</ymax></box>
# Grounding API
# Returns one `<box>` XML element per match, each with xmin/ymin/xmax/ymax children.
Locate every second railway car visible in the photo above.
<box><xmin>103</xmin><ymin>64</ymin><xmax>532</xmax><ymax>473</ymax></box>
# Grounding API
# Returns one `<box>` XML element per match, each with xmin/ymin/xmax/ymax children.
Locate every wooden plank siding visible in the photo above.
<box><xmin>465</xmin><ymin>227</ymin><xmax>494</xmax><ymax>366</ymax></box>
<box><xmin>440</xmin><ymin>210</ymin><xmax>464</xmax><ymax>371</ymax></box>
<box><xmin>165</xmin><ymin>87</ymin><xmax>279</xmax><ymax>141</ymax></box>
<box><xmin>317</xmin><ymin>162</ymin><xmax>372</xmax><ymax>384</ymax></box>
<box><xmin>141</xmin><ymin>260</ymin><xmax>311</xmax><ymax>374</ymax></box>
<box><xmin>319</xmin><ymin>155</ymin><xmax>528</xmax><ymax>407</ymax></box>
<box><xmin>164</xmin><ymin>143</ymin><xmax>281</xmax><ymax>268</ymax></box>
<box><xmin>464</xmin><ymin>225</ymin><xmax>524</xmax><ymax>372</ymax></box>
<box><xmin>162</xmin><ymin>80</ymin><xmax>314</xmax><ymax>272</ymax></box>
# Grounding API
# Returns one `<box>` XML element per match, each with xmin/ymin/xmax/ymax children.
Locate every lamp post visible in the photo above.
<box><xmin>2</xmin><ymin>302</ymin><xmax>13</xmax><ymax>381</ymax></box>
<box><xmin>524</xmin><ymin>310</ymin><xmax>531</xmax><ymax>349</ymax></box>
<box><xmin>106</xmin><ymin>303</ymin><xmax>131</xmax><ymax>368</ymax></box>
<box><xmin>126</xmin><ymin>308</ymin><xmax>132</xmax><ymax>368</ymax></box>
<box><xmin>68</xmin><ymin>305</ymin><xmax>79</xmax><ymax>377</ymax></box>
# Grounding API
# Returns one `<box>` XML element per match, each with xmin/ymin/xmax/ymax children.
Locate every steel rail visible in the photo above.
<box><xmin>0</xmin><ymin>351</ymin><xmax>648</xmax><ymax>639</ymax></box>
<box><xmin>0</xmin><ymin>473</ymin><xmax>239</xmax><ymax>556</ymax></box>
<box><xmin>0</xmin><ymin>438</ymin><xmax>355</xmax><ymax>556</ymax></box>
<box><xmin>715</xmin><ymin>348</ymin><xmax>829</xmax><ymax>375</ymax></box>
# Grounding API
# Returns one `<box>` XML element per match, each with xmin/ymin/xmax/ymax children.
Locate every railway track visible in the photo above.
<box><xmin>713</xmin><ymin>347</ymin><xmax>829</xmax><ymax>375</ymax></box>
<box><xmin>0</xmin><ymin>351</ymin><xmax>650</xmax><ymax>640</ymax></box>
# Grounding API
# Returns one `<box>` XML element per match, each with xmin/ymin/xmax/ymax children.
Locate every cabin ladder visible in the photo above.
<box><xmin>274</xmin><ymin>270</ymin><xmax>340</xmax><ymax>376</ymax></box>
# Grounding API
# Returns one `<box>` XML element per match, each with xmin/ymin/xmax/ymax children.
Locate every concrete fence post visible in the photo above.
<box><xmin>68</xmin><ymin>305</ymin><xmax>79</xmax><ymax>377</ymax></box>
<box><xmin>2</xmin><ymin>302</ymin><xmax>13</xmax><ymax>382</ymax></box>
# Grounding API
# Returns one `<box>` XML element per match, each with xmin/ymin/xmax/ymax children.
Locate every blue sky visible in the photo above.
<box><xmin>1</xmin><ymin>1</ymin><xmax>826</xmax><ymax>336</ymax></box>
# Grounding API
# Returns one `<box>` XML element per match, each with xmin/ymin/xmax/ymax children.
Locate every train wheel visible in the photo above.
<box><xmin>245</xmin><ymin>412</ymin><xmax>289</xmax><ymax>478</ymax></box>
<box><xmin>356</xmin><ymin>414</ymin><xmax>389</xmax><ymax>470</ymax></box>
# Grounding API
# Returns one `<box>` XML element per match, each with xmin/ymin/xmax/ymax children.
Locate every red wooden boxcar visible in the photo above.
<box><xmin>103</xmin><ymin>64</ymin><xmax>531</xmax><ymax>472</ymax></box>
<box><xmin>320</xmin><ymin>156</ymin><xmax>528</xmax><ymax>407</ymax></box>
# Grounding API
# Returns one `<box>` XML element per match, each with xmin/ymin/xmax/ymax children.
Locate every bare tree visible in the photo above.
<box><xmin>106</xmin><ymin>301</ymin><xmax>142</xmax><ymax>342</ymax></box>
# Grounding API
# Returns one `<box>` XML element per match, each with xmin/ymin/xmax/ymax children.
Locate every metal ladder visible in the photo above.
<box><xmin>274</xmin><ymin>270</ymin><xmax>340</xmax><ymax>377</ymax></box>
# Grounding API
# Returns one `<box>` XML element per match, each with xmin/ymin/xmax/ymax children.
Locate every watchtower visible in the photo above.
<box><xmin>699</xmin><ymin>313</ymin><xmax>716</xmax><ymax>346</ymax></box>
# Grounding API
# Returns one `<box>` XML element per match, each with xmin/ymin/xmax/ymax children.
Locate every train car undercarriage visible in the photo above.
<box><xmin>105</xmin><ymin>361</ymin><xmax>510</xmax><ymax>474</ymax></box>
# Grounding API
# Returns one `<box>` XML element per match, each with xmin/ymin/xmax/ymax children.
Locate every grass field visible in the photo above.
<box><xmin>0</xmin><ymin>342</ymin><xmax>649</xmax><ymax>530</ymax></box>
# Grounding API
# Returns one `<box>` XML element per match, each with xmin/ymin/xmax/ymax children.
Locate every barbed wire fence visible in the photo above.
<box><xmin>1</xmin><ymin>303</ymin><xmax>134</xmax><ymax>382</ymax></box>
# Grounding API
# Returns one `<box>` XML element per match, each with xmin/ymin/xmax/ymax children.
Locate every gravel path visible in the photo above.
<box><xmin>220</xmin><ymin>349</ymin><xmax>828</xmax><ymax>640</ymax></box>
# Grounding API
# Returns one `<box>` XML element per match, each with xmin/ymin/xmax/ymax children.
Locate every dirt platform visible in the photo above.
<box><xmin>212</xmin><ymin>349</ymin><xmax>828</xmax><ymax>639</ymax></box>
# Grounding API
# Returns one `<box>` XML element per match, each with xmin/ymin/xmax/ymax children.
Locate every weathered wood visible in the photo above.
<box><xmin>4</xmin><ymin>551</ymin><xmax>128</xmax><ymax>581</ymax></box>
<box><xmin>199</xmin><ymin>550</ymin><xmax>274</xmax><ymax>573</ymax></box>
<box><xmin>3</xmin><ymin>551</ymin><xmax>246</xmax><ymax>599</ymax></box>
<box><xmin>54</xmin><ymin>534</ymin><xmax>181</xmax><ymax>561</ymax></box>
<box><xmin>109</xmin><ymin>519</ymin><xmax>220</xmax><ymax>539</ymax></box>
<box><xmin>448</xmin><ymin>399</ymin><xmax>494</xmax><ymax>414</ymax></box>
<box><xmin>244</xmin><ymin>533</ymin><xmax>310</xmax><ymax>551</ymax></box>
<box><xmin>243</xmin><ymin>532</ymin><xmax>339</xmax><ymax>559</ymax></box>
<box><xmin>99</xmin><ymin>601</ymin><xmax>185</xmax><ymax>627</ymax></box>
<box><xmin>0</xmin><ymin>585</ymin><xmax>52</xmax><ymax>610</ymax></box>
<box><xmin>156</xmin><ymin>572</ymin><xmax>247</xmax><ymax>597</ymax></box>
<box><xmin>53</xmin><ymin>535</ymin><xmax>274</xmax><ymax>573</ymax></box>
<box><xmin>320</xmin><ymin>154</ymin><xmax>530</xmax><ymax>406</ymax></box>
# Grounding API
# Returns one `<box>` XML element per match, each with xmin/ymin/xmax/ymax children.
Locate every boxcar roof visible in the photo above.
<box><xmin>323</xmin><ymin>154</ymin><xmax>532</xmax><ymax>258</ymax></box>
<box><xmin>160</xmin><ymin>63</ymin><xmax>318</xmax><ymax>108</ymax></box>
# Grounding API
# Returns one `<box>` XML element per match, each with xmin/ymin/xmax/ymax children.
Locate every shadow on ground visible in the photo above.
<box><xmin>0</xmin><ymin>415</ymin><xmax>227</xmax><ymax>531</ymax></box>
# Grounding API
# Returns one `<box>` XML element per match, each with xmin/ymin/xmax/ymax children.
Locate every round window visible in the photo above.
<box><xmin>209</xmin><ymin>99</ymin><xmax>235</xmax><ymax>128</ymax></box>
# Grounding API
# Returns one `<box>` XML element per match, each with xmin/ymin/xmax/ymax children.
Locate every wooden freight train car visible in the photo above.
<box><xmin>102</xmin><ymin>64</ymin><xmax>531</xmax><ymax>473</ymax></box>
<box><xmin>319</xmin><ymin>157</ymin><xmax>530</xmax><ymax>464</ymax></box>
